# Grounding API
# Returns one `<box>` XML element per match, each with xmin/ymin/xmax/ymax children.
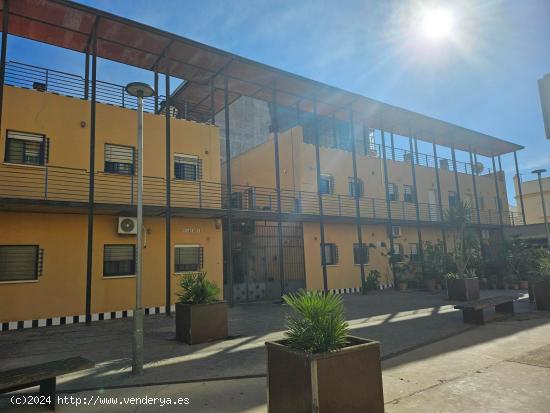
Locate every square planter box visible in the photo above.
<box><xmin>175</xmin><ymin>301</ymin><xmax>228</xmax><ymax>344</ymax></box>
<box><xmin>534</xmin><ymin>279</ymin><xmax>550</xmax><ymax>311</ymax></box>
<box><xmin>447</xmin><ymin>277</ymin><xmax>480</xmax><ymax>301</ymax></box>
<box><xmin>266</xmin><ymin>336</ymin><xmax>384</xmax><ymax>413</ymax></box>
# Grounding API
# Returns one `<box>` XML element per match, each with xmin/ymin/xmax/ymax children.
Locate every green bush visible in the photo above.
<box><xmin>365</xmin><ymin>270</ymin><xmax>381</xmax><ymax>291</ymax></box>
<box><xmin>177</xmin><ymin>272</ymin><xmax>220</xmax><ymax>304</ymax></box>
<box><xmin>283</xmin><ymin>290</ymin><xmax>349</xmax><ymax>354</ymax></box>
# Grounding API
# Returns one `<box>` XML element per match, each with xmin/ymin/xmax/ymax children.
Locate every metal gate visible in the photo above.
<box><xmin>225</xmin><ymin>221</ymin><xmax>306</xmax><ymax>302</ymax></box>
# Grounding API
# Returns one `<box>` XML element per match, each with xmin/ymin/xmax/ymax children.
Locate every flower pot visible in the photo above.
<box><xmin>534</xmin><ymin>279</ymin><xmax>550</xmax><ymax>311</ymax></box>
<box><xmin>266</xmin><ymin>337</ymin><xmax>384</xmax><ymax>412</ymax></box>
<box><xmin>447</xmin><ymin>278</ymin><xmax>480</xmax><ymax>301</ymax></box>
<box><xmin>175</xmin><ymin>301</ymin><xmax>228</xmax><ymax>344</ymax></box>
<box><xmin>425</xmin><ymin>279</ymin><xmax>436</xmax><ymax>292</ymax></box>
<box><xmin>519</xmin><ymin>280</ymin><xmax>529</xmax><ymax>290</ymax></box>
<box><xmin>398</xmin><ymin>282</ymin><xmax>408</xmax><ymax>291</ymax></box>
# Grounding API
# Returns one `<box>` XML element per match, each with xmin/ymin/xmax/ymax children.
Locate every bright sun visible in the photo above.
<box><xmin>421</xmin><ymin>7</ymin><xmax>454</xmax><ymax>40</ymax></box>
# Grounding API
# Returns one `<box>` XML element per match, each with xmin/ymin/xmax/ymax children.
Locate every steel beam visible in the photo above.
<box><xmin>381</xmin><ymin>130</ymin><xmax>397</xmax><ymax>289</ymax></box>
<box><xmin>272</xmin><ymin>86</ymin><xmax>285</xmax><ymax>297</ymax></box>
<box><xmin>84</xmin><ymin>51</ymin><xmax>89</xmax><ymax>100</ymax></box>
<box><xmin>165</xmin><ymin>73</ymin><xmax>172</xmax><ymax>315</ymax></box>
<box><xmin>451</xmin><ymin>145</ymin><xmax>461</xmax><ymax>202</ymax></box>
<box><xmin>410</xmin><ymin>137</ymin><xmax>423</xmax><ymax>265</ymax></box>
<box><xmin>0</xmin><ymin>0</ymin><xmax>9</xmax><ymax>134</ymax></box>
<box><xmin>492</xmin><ymin>156</ymin><xmax>504</xmax><ymax>226</ymax></box>
<box><xmin>432</xmin><ymin>142</ymin><xmax>448</xmax><ymax>255</ymax></box>
<box><xmin>85</xmin><ymin>31</ymin><xmax>97</xmax><ymax>325</ymax></box>
<box><xmin>469</xmin><ymin>150</ymin><xmax>484</xmax><ymax>249</ymax></box>
<box><xmin>514</xmin><ymin>151</ymin><xmax>526</xmax><ymax>225</ymax></box>
<box><xmin>154</xmin><ymin>70</ymin><xmax>158</xmax><ymax>114</ymax></box>
<box><xmin>349</xmin><ymin>109</ymin><xmax>366</xmax><ymax>292</ymax></box>
<box><xmin>224</xmin><ymin>76</ymin><xmax>235</xmax><ymax>305</ymax></box>
<box><xmin>313</xmin><ymin>98</ymin><xmax>328</xmax><ymax>292</ymax></box>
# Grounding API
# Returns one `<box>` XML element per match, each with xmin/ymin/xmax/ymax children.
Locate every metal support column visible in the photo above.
<box><xmin>272</xmin><ymin>86</ymin><xmax>285</xmax><ymax>297</ymax></box>
<box><xmin>451</xmin><ymin>145</ymin><xmax>461</xmax><ymax>202</ymax></box>
<box><xmin>410</xmin><ymin>137</ymin><xmax>423</xmax><ymax>265</ymax></box>
<box><xmin>154</xmin><ymin>70</ymin><xmax>158</xmax><ymax>114</ymax></box>
<box><xmin>432</xmin><ymin>142</ymin><xmax>448</xmax><ymax>255</ymax></box>
<box><xmin>381</xmin><ymin>130</ymin><xmax>397</xmax><ymax>289</ymax></box>
<box><xmin>390</xmin><ymin>132</ymin><xmax>395</xmax><ymax>160</ymax></box>
<box><xmin>469</xmin><ymin>150</ymin><xmax>483</xmax><ymax>248</ymax></box>
<box><xmin>85</xmin><ymin>32</ymin><xmax>97</xmax><ymax>324</ymax></box>
<box><xmin>349</xmin><ymin>108</ymin><xmax>366</xmax><ymax>292</ymax></box>
<box><xmin>224</xmin><ymin>76</ymin><xmax>234</xmax><ymax>305</ymax></box>
<box><xmin>0</xmin><ymin>0</ymin><xmax>9</xmax><ymax>133</ymax></box>
<box><xmin>313</xmin><ymin>98</ymin><xmax>328</xmax><ymax>292</ymax></box>
<box><xmin>165</xmin><ymin>73</ymin><xmax>172</xmax><ymax>315</ymax></box>
<box><xmin>210</xmin><ymin>79</ymin><xmax>215</xmax><ymax>125</ymax></box>
<box><xmin>514</xmin><ymin>151</ymin><xmax>526</xmax><ymax>225</ymax></box>
<box><xmin>492</xmin><ymin>156</ymin><xmax>504</xmax><ymax>226</ymax></box>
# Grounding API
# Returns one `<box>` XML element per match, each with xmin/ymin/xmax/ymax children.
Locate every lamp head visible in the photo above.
<box><xmin>532</xmin><ymin>169</ymin><xmax>547</xmax><ymax>175</ymax></box>
<box><xmin>125</xmin><ymin>82</ymin><xmax>154</xmax><ymax>98</ymax></box>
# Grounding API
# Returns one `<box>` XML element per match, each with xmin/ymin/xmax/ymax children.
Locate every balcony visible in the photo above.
<box><xmin>0</xmin><ymin>163</ymin><xmax>522</xmax><ymax>226</ymax></box>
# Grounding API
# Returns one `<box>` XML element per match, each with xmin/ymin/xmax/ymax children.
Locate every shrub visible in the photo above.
<box><xmin>444</xmin><ymin>271</ymin><xmax>477</xmax><ymax>280</ymax></box>
<box><xmin>365</xmin><ymin>270</ymin><xmax>381</xmax><ymax>291</ymax></box>
<box><xmin>283</xmin><ymin>290</ymin><xmax>349</xmax><ymax>354</ymax></box>
<box><xmin>177</xmin><ymin>272</ymin><xmax>220</xmax><ymax>304</ymax></box>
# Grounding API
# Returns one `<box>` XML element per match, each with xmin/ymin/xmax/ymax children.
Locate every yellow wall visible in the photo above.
<box><xmin>514</xmin><ymin>175</ymin><xmax>550</xmax><ymax>224</ymax></box>
<box><xmin>0</xmin><ymin>212</ymin><xmax>223</xmax><ymax>322</ymax></box>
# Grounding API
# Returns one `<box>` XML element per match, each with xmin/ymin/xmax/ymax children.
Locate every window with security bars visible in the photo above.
<box><xmin>5</xmin><ymin>130</ymin><xmax>48</xmax><ymax>166</ymax></box>
<box><xmin>409</xmin><ymin>243</ymin><xmax>419</xmax><ymax>261</ymax></box>
<box><xmin>393</xmin><ymin>243</ymin><xmax>404</xmax><ymax>261</ymax></box>
<box><xmin>321</xmin><ymin>243</ymin><xmax>338</xmax><ymax>265</ymax></box>
<box><xmin>353</xmin><ymin>243</ymin><xmax>369</xmax><ymax>265</ymax></box>
<box><xmin>403</xmin><ymin>185</ymin><xmax>414</xmax><ymax>203</ymax></box>
<box><xmin>319</xmin><ymin>174</ymin><xmax>334</xmax><ymax>195</ymax></box>
<box><xmin>348</xmin><ymin>177</ymin><xmax>364</xmax><ymax>197</ymax></box>
<box><xmin>103</xmin><ymin>245</ymin><xmax>135</xmax><ymax>276</ymax></box>
<box><xmin>388</xmin><ymin>183</ymin><xmax>398</xmax><ymax>201</ymax></box>
<box><xmin>0</xmin><ymin>245</ymin><xmax>42</xmax><ymax>282</ymax></box>
<box><xmin>104</xmin><ymin>144</ymin><xmax>135</xmax><ymax>175</ymax></box>
<box><xmin>448</xmin><ymin>191</ymin><xmax>457</xmax><ymax>206</ymax></box>
<box><xmin>174</xmin><ymin>154</ymin><xmax>202</xmax><ymax>181</ymax></box>
<box><xmin>175</xmin><ymin>245</ymin><xmax>204</xmax><ymax>272</ymax></box>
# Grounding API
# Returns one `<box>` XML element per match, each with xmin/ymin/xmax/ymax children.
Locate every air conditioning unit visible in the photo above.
<box><xmin>391</xmin><ymin>225</ymin><xmax>402</xmax><ymax>237</ymax></box>
<box><xmin>118</xmin><ymin>217</ymin><xmax>137</xmax><ymax>235</ymax></box>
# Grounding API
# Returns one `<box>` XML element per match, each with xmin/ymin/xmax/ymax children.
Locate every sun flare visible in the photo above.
<box><xmin>421</xmin><ymin>7</ymin><xmax>454</xmax><ymax>40</ymax></box>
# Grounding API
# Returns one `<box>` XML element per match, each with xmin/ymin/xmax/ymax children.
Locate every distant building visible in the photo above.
<box><xmin>538</xmin><ymin>73</ymin><xmax>550</xmax><ymax>140</ymax></box>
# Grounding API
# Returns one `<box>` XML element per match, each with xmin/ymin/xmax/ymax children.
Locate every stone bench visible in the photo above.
<box><xmin>454</xmin><ymin>296</ymin><xmax>515</xmax><ymax>325</ymax></box>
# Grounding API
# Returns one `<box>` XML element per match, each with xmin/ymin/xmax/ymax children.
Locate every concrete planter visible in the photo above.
<box><xmin>175</xmin><ymin>301</ymin><xmax>228</xmax><ymax>344</ymax></box>
<box><xmin>266</xmin><ymin>337</ymin><xmax>384</xmax><ymax>413</ymax></box>
<box><xmin>447</xmin><ymin>277</ymin><xmax>480</xmax><ymax>301</ymax></box>
<box><xmin>534</xmin><ymin>279</ymin><xmax>550</xmax><ymax>311</ymax></box>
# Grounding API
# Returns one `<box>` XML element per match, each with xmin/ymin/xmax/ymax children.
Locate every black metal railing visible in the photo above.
<box><xmin>0</xmin><ymin>163</ymin><xmax>520</xmax><ymax>226</ymax></box>
<box><xmin>4</xmin><ymin>61</ymin><xmax>210</xmax><ymax>121</ymax></box>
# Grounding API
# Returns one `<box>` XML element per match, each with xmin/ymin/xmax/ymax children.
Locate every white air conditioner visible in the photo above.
<box><xmin>118</xmin><ymin>217</ymin><xmax>137</xmax><ymax>235</ymax></box>
<box><xmin>391</xmin><ymin>225</ymin><xmax>402</xmax><ymax>237</ymax></box>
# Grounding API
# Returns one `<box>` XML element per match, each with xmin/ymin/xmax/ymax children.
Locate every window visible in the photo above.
<box><xmin>174</xmin><ymin>154</ymin><xmax>202</xmax><ymax>181</ymax></box>
<box><xmin>353</xmin><ymin>243</ymin><xmax>369</xmax><ymax>265</ymax></box>
<box><xmin>104</xmin><ymin>144</ymin><xmax>135</xmax><ymax>175</ymax></box>
<box><xmin>103</xmin><ymin>245</ymin><xmax>135</xmax><ymax>277</ymax></box>
<box><xmin>393</xmin><ymin>243</ymin><xmax>404</xmax><ymax>261</ymax></box>
<box><xmin>403</xmin><ymin>185</ymin><xmax>414</xmax><ymax>203</ymax></box>
<box><xmin>409</xmin><ymin>243</ymin><xmax>419</xmax><ymax>261</ymax></box>
<box><xmin>321</xmin><ymin>243</ymin><xmax>338</xmax><ymax>265</ymax></box>
<box><xmin>348</xmin><ymin>177</ymin><xmax>364</xmax><ymax>197</ymax></box>
<box><xmin>391</xmin><ymin>225</ymin><xmax>402</xmax><ymax>237</ymax></box>
<box><xmin>0</xmin><ymin>245</ymin><xmax>41</xmax><ymax>282</ymax></box>
<box><xmin>5</xmin><ymin>130</ymin><xmax>48</xmax><ymax>166</ymax></box>
<box><xmin>175</xmin><ymin>245</ymin><xmax>204</xmax><ymax>272</ymax></box>
<box><xmin>388</xmin><ymin>183</ymin><xmax>398</xmax><ymax>201</ymax></box>
<box><xmin>448</xmin><ymin>191</ymin><xmax>457</xmax><ymax>206</ymax></box>
<box><xmin>319</xmin><ymin>174</ymin><xmax>334</xmax><ymax>195</ymax></box>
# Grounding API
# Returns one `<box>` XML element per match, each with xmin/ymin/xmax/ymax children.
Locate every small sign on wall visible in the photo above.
<box><xmin>182</xmin><ymin>227</ymin><xmax>202</xmax><ymax>233</ymax></box>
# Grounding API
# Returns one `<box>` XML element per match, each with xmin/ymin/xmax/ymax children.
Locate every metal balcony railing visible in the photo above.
<box><xmin>4</xmin><ymin>61</ymin><xmax>209</xmax><ymax>121</ymax></box>
<box><xmin>0</xmin><ymin>163</ymin><xmax>520</xmax><ymax>226</ymax></box>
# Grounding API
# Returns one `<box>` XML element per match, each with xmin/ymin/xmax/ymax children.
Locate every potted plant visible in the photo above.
<box><xmin>365</xmin><ymin>269</ymin><xmax>381</xmax><ymax>292</ymax></box>
<box><xmin>445</xmin><ymin>270</ymin><xmax>480</xmax><ymax>301</ymax></box>
<box><xmin>533</xmin><ymin>250</ymin><xmax>550</xmax><ymax>310</ymax></box>
<box><xmin>505</xmin><ymin>237</ymin><xmax>534</xmax><ymax>292</ymax></box>
<box><xmin>175</xmin><ymin>272</ymin><xmax>228</xmax><ymax>344</ymax></box>
<box><xmin>266</xmin><ymin>291</ymin><xmax>384</xmax><ymax>412</ymax></box>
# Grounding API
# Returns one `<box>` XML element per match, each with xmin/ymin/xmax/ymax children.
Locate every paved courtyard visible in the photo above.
<box><xmin>2</xmin><ymin>289</ymin><xmax>549</xmax><ymax>412</ymax></box>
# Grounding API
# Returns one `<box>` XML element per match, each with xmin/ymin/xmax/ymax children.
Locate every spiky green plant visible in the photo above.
<box><xmin>177</xmin><ymin>272</ymin><xmax>220</xmax><ymax>304</ymax></box>
<box><xmin>282</xmin><ymin>290</ymin><xmax>349</xmax><ymax>354</ymax></box>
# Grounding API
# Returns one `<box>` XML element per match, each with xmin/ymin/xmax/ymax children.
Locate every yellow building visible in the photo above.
<box><xmin>0</xmin><ymin>1</ymin><xmax>524</xmax><ymax>329</ymax></box>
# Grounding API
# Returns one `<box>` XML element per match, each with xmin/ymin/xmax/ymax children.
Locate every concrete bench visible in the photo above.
<box><xmin>454</xmin><ymin>296</ymin><xmax>515</xmax><ymax>325</ymax></box>
<box><xmin>0</xmin><ymin>357</ymin><xmax>94</xmax><ymax>411</ymax></box>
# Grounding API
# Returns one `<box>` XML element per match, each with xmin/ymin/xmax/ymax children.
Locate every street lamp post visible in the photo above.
<box><xmin>532</xmin><ymin>169</ymin><xmax>550</xmax><ymax>251</ymax></box>
<box><xmin>125</xmin><ymin>82</ymin><xmax>154</xmax><ymax>375</ymax></box>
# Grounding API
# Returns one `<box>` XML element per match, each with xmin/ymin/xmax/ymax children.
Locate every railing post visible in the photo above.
<box><xmin>131</xmin><ymin>175</ymin><xmax>134</xmax><ymax>205</ymax></box>
<box><xmin>338</xmin><ymin>194</ymin><xmax>342</xmax><ymax>216</ymax></box>
<box><xmin>44</xmin><ymin>166</ymin><xmax>49</xmax><ymax>200</ymax></box>
<box><xmin>122</xmin><ymin>86</ymin><xmax>125</xmax><ymax>108</ymax></box>
<box><xmin>199</xmin><ymin>181</ymin><xmax>202</xmax><ymax>208</ymax></box>
<box><xmin>45</xmin><ymin>69</ymin><xmax>49</xmax><ymax>91</ymax></box>
<box><xmin>372</xmin><ymin>198</ymin><xmax>376</xmax><ymax>218</ymax></box>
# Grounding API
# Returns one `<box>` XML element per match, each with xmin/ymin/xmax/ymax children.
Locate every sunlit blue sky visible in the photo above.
<box><xmin>7</xmin><ymin>0</ymin><xmax>550</xmax><ymax>204</ymax></box>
